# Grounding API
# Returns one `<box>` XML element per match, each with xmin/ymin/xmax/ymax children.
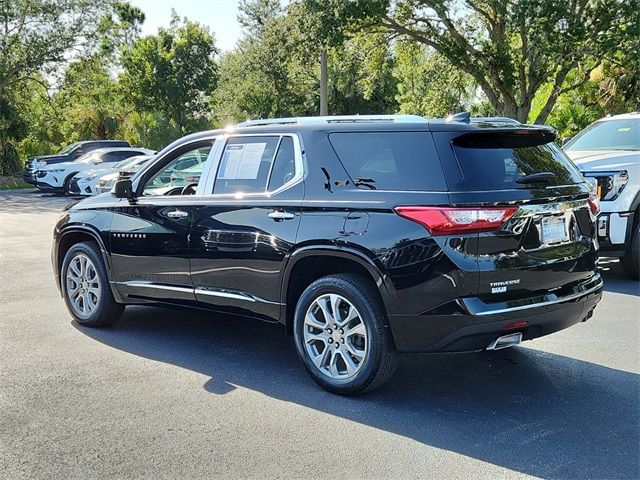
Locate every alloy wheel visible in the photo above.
<box><xmin>303</xmin><ymin>293</ymin><xmax>368</xmax><ymax>379</ymax></box>
<box><xmin>65</xmin><ymin>253</ymin><xmax>101</xmax><ymax>318</ymax></box>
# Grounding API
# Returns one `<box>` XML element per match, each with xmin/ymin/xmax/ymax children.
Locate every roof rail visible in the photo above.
<box><xmin>235</xmin><ymin>114</ymin><xmax>428</xmax><ymax>128</ymax></box>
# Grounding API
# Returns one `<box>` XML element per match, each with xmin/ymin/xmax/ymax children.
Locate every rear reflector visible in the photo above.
<box><xmin>502</xmin><ymin>320</ymin><xmax>529</xmax><ymax>330</ymax></box>
<box><xmin>395</xmin><ymin>206</ymin><xmax>518</xmax><ymax>235</ymax></box>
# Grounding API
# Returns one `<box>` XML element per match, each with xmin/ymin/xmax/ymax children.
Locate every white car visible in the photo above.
<box><xmin>72</xmin><ymin>155</ymin><xmax>154</xmax><ymax>196</ymax></box>
<box><xmin>36</xmin><ymin>147</ymin><xmax>155</xmax><ymax>194</ymax></box>
<box><xmin>564</xmin><ymin>112</ymin><xmax>640</xmax><ymax>278</ymax></box>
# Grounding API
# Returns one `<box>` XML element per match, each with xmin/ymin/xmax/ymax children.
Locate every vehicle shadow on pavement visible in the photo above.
<box><xmin>75</xmin><ymin>305</ymin><xmax>640</xmax><ymax>479</ymax></box>
<box><xmin>599</xmin><ymin>258</ymin><xmax>640</xmax><ymax>296</ymax></box>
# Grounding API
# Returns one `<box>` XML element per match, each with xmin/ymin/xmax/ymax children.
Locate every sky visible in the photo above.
<box><xmin>129</xmin><ymin>0</ymin><xmax>244</xmax><ymax>52</ymax></box>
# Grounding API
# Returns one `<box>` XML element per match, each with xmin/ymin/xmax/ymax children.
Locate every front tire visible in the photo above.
<box><xmin>293</xmin><ymin>274</ymin><xmax>398</xmax><ymax>395</ymax></box>
<box><xmin>621</xmin><ymin>223</ymin><xmax>640</xmax><ymax>280</ymax></box>
<box><xmin>61</xmin><ymin>241</ymin><xmax>124</xmax><ymax>327</ymax></box>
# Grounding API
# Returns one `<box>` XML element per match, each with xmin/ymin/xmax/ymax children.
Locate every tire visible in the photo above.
<box><xmin>61</xmin><ymin>241</ymin><xmax>124</xmax><ymax>327</ymax></box>
<box><xmin>61</xmin><ymin>172</ymin><xmax>77</xmax><ymax>195</ymax></box>
<box><xmin>293</xmin><ymin>273</ymin><xmax>398</xmax><ymax>395</ymax></box>
<box><xmin>621</xmin><ymin>223</ymin><xmax>640</xmax><ymax>280</ymax></box>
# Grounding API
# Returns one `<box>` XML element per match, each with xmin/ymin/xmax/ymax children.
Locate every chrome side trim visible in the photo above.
<box><xmin>115</xmin><ymin>281</ymin><xmax>281</xmax><ymax>305</ymax></box>
<box><xmin>474</xmin><ymin>277</ymin><xmax>602</xmax><ymax>316</ymax></box>
<box><xmin>194</xmin><ymin>287</ymin><xmax>281</xmax><ymax>305</ymax></box>
<box><xmin>115</xmin><ymin>281</ymin><xmax>194</xmax><ymax>294</ymax></box>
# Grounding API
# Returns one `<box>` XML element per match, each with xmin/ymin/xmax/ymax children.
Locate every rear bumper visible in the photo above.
<box><xmin>389</xmin><ymin>274</ymin><xmax>603</xmax><ymax>352</ymax></box>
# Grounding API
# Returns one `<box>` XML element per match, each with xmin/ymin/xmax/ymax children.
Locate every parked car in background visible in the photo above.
<box><xmin>52</xmin><ymin>114</ymin><xmax>602</xmax><ymax>395</ymax></box>
<box><xmin>36</xmin><ymin>147</ymin><xmax>154</xmax><ymax>194</ymax></box>
<box><xmin>23</xmin><ymin>140</ymin><xmax>130</xmax><ymax>185</ymax></box>
<box><xmin>564</xmin><ymin>112</ymin><xmax>640</xmax><ymax>278</ymax></box>
<box><xmin>72</xmin><ymin>155</ymin><xmax>154</xmax><ymax>196</ymax></box>
<box><xmin>141</xmin><ymin>150</ymin><xmax>209</xmax><ymax>195</ymax></box>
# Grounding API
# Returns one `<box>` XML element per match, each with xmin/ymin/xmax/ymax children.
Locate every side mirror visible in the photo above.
<box><xmin>113</xmin><ymin>179</ymin><xmax>134</xmax><ymax>199</ymax></box>
<box><xmin>561</xmin><ymin>137</ymin><xmax>572</xmax><ymax>146</ymax></box>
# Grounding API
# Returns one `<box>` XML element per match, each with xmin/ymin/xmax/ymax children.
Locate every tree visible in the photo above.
<box><xmin>0</xmin><ymin>0</ymin><xmax>116</xmax><ymax>172</ymax></box>
<box><xmin>214</xmin><ymin>0</ymin><xmax>399</xmax><ymax>124</ymax></box>
<box><xmin>0</xmin><ymin>0</ymin><xmax>113</xmax><ymax>95</ymax></box>
<box><xmin>303</xmin><ymin>0</ymin><xmax>637</xmax><ymax>123</ymax></box>
<box><xmin>120</xmin><ymin>12</ymin><xmax>219</xmax><ymax>135</ymax></box>
<box><xmin>393</xmin><ymin>41</ymin><xmax>475</xmax><ymax>117</ymax></box>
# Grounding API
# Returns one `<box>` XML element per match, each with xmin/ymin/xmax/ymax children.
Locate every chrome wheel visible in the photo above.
<box><xmin>65</xmin><ymin>253</ymin><xmax>101</xmax><ymax>318</ymax></box>
<box><xmin>303</xmin><ymin>293</ymin><xmax>368</xmax><ymax>380</ymax></box>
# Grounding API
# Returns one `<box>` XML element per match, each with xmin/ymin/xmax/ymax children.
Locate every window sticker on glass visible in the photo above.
<box><xmin>218</xmin><ymin>142</ymin><xmax>267</xmax><ymax>180</ymax></box>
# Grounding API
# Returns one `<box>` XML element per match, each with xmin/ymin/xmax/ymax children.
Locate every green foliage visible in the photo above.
<box><xmin>304</xmin><ymin>0</ymin><xmax>637</xmax><ymax>124</ymax></box>
<box><xmin>0</xmin><ymin>0</ymin><xmax>115</xmax><ymax>172</ymax></box>
<box><xmin>393</xmin><ymin>42</ymin><xmax>475</xmax><ymax>117</ymax></box>
<box><xmin>119</xmin><ymin>111</ymin><xmax>186</xmax><ymax>151</ymax></box>
<box><xmin>213</xmin><ymin>0</ymin><xmax>398</xmax><ymax>124</ymax></box>
<box><xmin>120</xmin><ymin>12</ymin><xmax>219</xmax><ymax>133</ymax></box>
<box><xmin>1</xmin><ymin>0</ymin><xmax>636</xmax><ymax>170</ymax></box>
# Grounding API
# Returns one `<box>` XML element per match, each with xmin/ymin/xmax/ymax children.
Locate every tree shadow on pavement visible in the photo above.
<box><xmin>75</xmin><ymin>304</ymin><xmax>640</xmax><ymax>479</ymax></box>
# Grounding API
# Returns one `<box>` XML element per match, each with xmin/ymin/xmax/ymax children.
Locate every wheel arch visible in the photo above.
<box><xmin>55</xmin><ymin>226</ymin><xmax>121</xmax><ymax>301</ymax></box>
<box><xmin>280</xmin><ymin>246</ymin><xmax>393</xmax><ymax>334</ymax></box>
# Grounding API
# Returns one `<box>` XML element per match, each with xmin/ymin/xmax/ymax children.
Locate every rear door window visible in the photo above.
<box><xmin>213</xmin><ymin>136</ymin><xmax>280</xmax><ymax>195</ymax></box>
<box><xmin>453</xmin><ymin>132</ymin><xmax>584</xmax><ymax>190</ymax></box>
<box><xmin>328</xmin><ymin>132</ymin><xmax>446</xmax><ymax>191</ymax></box>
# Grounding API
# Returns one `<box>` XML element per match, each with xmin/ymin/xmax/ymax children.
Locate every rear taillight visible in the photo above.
<box><xmin>395</xmin><ymin>206</ymin><xmax>518</xmax><ymax>235</ymax></box>
<box><xmin>587</xmin><ymin>194</ymin><xmax>600</xmax><ymax>215</ymax></box>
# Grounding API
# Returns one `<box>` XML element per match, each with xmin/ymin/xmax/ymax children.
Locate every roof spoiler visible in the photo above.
<box><xmin>446</xmin><ymin>112</ymin><xmax>471</xmax><ymax>123</ymax></box>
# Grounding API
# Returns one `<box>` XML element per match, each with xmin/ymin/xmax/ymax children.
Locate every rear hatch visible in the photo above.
<box><xmin>433</xmin><ymin>128</ymin><xmax>599</xmax><ymax>303</ymax></box>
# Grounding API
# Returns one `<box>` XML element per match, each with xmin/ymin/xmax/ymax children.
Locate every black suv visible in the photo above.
<box><xmin>52</xmin><ymin>114</ymin><xmax>603</xmax><ymax>394</ymax></box>
<box><xmin>23</xmin><ymin>140</ymin><xmax>131</xmax><ymax>185</ymax></box>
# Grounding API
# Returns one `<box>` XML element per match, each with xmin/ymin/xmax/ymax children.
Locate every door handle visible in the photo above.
<box><xmin>167</xmin><ymin>209</ymin><xmax>189</xmax><ymax>219</ymax></box>
<box><xmin>268</xmin><ymin>210</ymin><xmax>295</xmax><ymax>220</ymax></box>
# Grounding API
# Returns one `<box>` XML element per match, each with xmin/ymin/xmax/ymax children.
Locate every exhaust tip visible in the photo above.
<box><xmin>487</xmin><ymin>332</ymin><xmax>522</xmax><ymax>351</ymax></box>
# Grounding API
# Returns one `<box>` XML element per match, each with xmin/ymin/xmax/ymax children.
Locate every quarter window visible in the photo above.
<box><xmin>328</xmin><ymin>132</ymin><xmax>447</xmax><ymax>191</ymax></box>
<box><xmin>268</xmin><ymin>137</ymin><xmax>296</xmax><ymax>191</ymax></box>
<box><xmin>213</xmin><ymin>136</ymin><xmax>281</xmax><ymax>195</ymax></box>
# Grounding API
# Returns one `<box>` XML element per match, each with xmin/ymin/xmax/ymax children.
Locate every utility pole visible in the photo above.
<box><xmin>320</xmin><ymin>49</ymin><xmax>328</xmax><ymax>116</ymax></box>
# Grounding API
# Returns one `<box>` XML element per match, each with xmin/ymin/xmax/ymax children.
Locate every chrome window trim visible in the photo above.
<box><xmin>201</xmin><ymin>132</ymin><xmax>305</xmax><ymax>198</ymax></box>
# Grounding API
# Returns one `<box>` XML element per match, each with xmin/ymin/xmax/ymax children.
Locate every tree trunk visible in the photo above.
<box><xmin>319</xmin><ymin>49</ymin><xmax>328</xmax><ymax>116</ymax></box>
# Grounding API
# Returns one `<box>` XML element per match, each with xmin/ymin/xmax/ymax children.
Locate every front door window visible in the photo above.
<box><xmin>143</xmin><ymin>146</ymin><xmax>212</xmax><ymax>196</ymax></box>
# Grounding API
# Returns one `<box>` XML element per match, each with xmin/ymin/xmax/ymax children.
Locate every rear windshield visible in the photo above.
<box><xmin>328</xmin><ymin>132</ymin><xmax>446</xmax><ymax>191</ymax></box>
<box><xmin>453</xmin><ymin>132</ymin><xmax>584</xmax><ymax>190</ymax></box>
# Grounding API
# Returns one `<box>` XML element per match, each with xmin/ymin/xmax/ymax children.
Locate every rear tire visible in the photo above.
<box><xmin>61</xmin><ymin>241</ymin><xmax>124</xmax><ymax>327</ymax></box>
<box><xmin>293</xmin><ymin>273</ymin><xmax>398</xmax><ymax>395</ymax></box>
<box><xmin>621</xmin><ymin>224</ymin><xmax>640</xmax><ymax>280</ymax></box>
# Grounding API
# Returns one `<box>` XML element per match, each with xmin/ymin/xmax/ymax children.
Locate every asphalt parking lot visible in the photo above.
<box><xmin>1</xmin><ymin>189</ymin><xmax>639</xmax><ymax>479</ymax></box>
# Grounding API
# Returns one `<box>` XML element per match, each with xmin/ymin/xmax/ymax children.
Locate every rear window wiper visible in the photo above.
<box><xmin>516</xmin><ymin>172</ymin><xmax>556</xmax><ymax>184</ymax></box>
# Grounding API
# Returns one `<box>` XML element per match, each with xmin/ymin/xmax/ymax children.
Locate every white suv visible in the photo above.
<box><xmin>35</xmin><ymin>147</ymin><xmax>154</xmax><ymax>194</ymax></box>
<box><xmin>564</xmin><ymin>112</ymin><xmax>640</xmax><ymax>278</ymax></box>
